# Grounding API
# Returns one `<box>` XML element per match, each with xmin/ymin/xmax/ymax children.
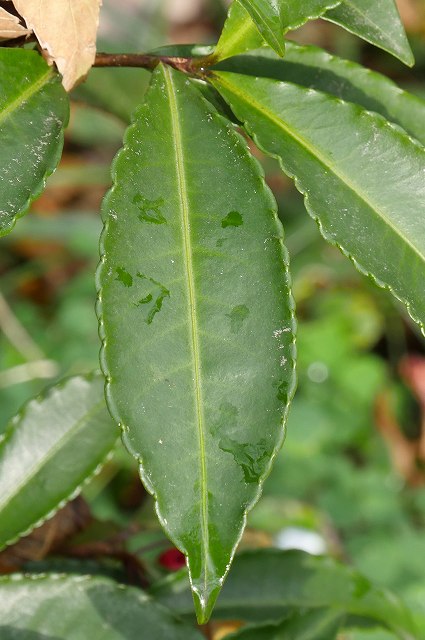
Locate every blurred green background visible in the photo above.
<box><xmin>1</xmin><ymin>1</ymin><xmax>425</xmax><ymax>638</ymax></box>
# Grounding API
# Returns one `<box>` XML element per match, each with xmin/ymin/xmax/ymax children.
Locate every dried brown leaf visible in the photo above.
<box><xmin>0</xmin><ymin>497</ymin><xmax>91</xmax><ymax>574</ymax></box>
<box><xmin>11</xmin><ymin>0</ymin><xmax>102</xmax><ymax>91</ymax></box>
<box><xmin>0</xmin><ymin>5</ymin><xmax>30</xmax><ymax>40</ymax></box>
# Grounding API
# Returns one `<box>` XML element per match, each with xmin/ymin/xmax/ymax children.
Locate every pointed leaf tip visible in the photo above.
<box><xmin>324</xmin><ymin>0</ymin><xmax>414</xmax><ymax>67</ymax></box>
<box><xmin>193</xmin><ymin>580</ymin><xmax>222</xmax><ymax>624</ymax></box>
<box><xmin>98</xmin><ymin>63</ymin><xmax>295</xmax><ymax>619</ymax></box>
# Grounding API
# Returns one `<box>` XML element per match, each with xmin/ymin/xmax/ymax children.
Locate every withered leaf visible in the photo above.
<box><xmin>0</xmin><ymin>6</ymin><xmax>30</xmax><ymax>40</ymax></box>
<box><xmin>12</xmin><ymin>0</ymin><xmax>102</xmax><ymax>91</ymax></box>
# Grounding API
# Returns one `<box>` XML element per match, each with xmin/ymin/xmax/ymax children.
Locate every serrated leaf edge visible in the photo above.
<box><xmin>0</xmin><ymin>571</ymin><xmax>150</xmax><ymax>600</ymax></box>
<box><xmin>96</xmin><ymin>64</ymin><xmax>297</xmax><ymax>620</ymax></box>
<box><xmin>212</xmin><ymin>73</ymin><xmax>425</xmax><ymax>335</ymax></box>
<box><xmin>284</xmin><ymin>42</ymin><xmax>423</xmax><ymax>131</ymax></box>
<box><xmin>323</xmin><ymin>0</ymin><xmax>414</xmax><ymax>67</ymax></box>
<box><xmin>0</xmin><ymin>373</ymin><xmax>119</xmax><ymax>551</ymax></box>
<box><xmin>0</xmin><ymin>572</ymin><xmax>202</xmax><ymax>633</ymax></box>
<box><xmin>0</xmin><ymin>66</ymin><xmax>69</xmax><ymax>238</ymax></box>
<box><xmin>281</xmin><ymin>0</ymin><xmax>342</xmax><ymax>33</ymax></box>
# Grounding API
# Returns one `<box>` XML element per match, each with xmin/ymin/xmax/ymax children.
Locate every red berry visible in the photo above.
<box><xmin>158</xmin><ymin>547</ymin><xmax>186</xmax><ymax>571</ymax></box>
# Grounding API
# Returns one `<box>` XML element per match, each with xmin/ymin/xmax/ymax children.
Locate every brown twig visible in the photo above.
<box><xmin>93</xmin><ymin>52</ymin><xmax>202</xmax><ymax>75</ymax></box>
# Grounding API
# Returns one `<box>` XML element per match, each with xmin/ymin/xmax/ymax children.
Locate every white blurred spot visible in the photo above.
<box><xmin>307</xmin><ymin>361</ymin><xmax>329</xmax><ymax>383</ymax></box>
<box><xmin>275</xmin><ymin>527</ymin><xmax>327</xmax><ymax>555</ymax></box>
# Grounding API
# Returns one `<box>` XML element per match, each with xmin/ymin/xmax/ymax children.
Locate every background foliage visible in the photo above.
<box><xmin>1</xmin><ymin>0</ymin><xmax>425</xmax><ymax>637</ymax></box>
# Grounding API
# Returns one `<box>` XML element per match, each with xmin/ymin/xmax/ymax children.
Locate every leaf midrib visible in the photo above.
<box><xmin>214</xmin><ymin>73</ymin><xmax>425</xmax><ymax>269</ymax></box>
<box><xmin>163</xmin><ymin>66</ymin><xmax>209</xmax><ymax>576</ymax></box>
<box><xmin>325</xmin><ymin>0</ymin><xmax>412</xmax><ymax>65</ymax></box>
<box><xmin>0</xmin><ymin>398</ymin><xmax>105</xmax><ymax>513</ymax></box>
<box><xmin>0</xmin><ymin>66</ymin><xmax>53</xmax><ymax>128</ymax></box>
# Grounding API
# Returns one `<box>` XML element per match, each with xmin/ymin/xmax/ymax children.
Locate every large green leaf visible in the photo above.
<box><xmin>0</xmin><ymin>49</ymin><xmax>69</xmax><ymax>237</ymax></box>
<box><xmin>153</xmin><ymin>550</ymin><xmax>419</xmax><ymax>639</ymax></box>
<box><xmin>216</xmin><ymin>0</ymin><xmax>341</xmax><ymax>60</ymax></box>
<box><xmin>323</xmin><ymin>0</ymin><xmax>414</xmax><ymax>67</ymax></box>
<box><xmin>215</xmin><ymin>42</ymin><xmax>425</xmax><ymax>145</ymax></box>
<box><xmin>0</xmin><ymin>574</ymin><xmax>203</xmax><ymax>639</ymax></box>
<box><xmin>0</xmin><ymin>374</ymin><xmax>118</xmax><ymax>550</ymax></box>
<box><xmin>212</xmin><ymin>70</ymin><xmax>425</xmax><ymax>332</ymax></box>
<box><xmin>97</xmin><ymin>63</ymin><xmax>295</xmax><ymax>623</ymax></box>
<box><xmin>227</xmin><ymin>608</ymin><xmax>344</xmax><ymax>639</ymax></box>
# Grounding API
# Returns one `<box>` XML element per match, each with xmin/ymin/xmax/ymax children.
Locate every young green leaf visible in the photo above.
<box><xmin>237</xmin><ymin>0</ymin><xmax>285</xmax><ymax>56</ymax></box>
<box><xmin>0</xmin><ymin>374</ymin><xmax>118</xmax><ymax>550</ymax></box>
<box><xmin>214</xmin><ymin>0</ymin><xmax>341</xmax><ymax>61</ymax></box>
<box><xmin>153</xmin><ymin>550</ymin><xmax>419</xmax><ymax>639</ymax></box>
<box><xmin>0</xmin><ymin>49</ymin><xmax>69</xmax><ymax>237</ymax></box>
<box><xmin>216</xmin><ymin>42</ymin><xmax>425</xmax><ymax>145</ymax></box>
<box><xmin>212</xmin><ymin>70</ymin><xmax>425</xmax><ymax>333</ymax></box>
<box><xmin>323</xmin><ymin>0</ymin><xmax>414</xmax><ymax>67</ymax></box>
<box><xmin>0</xmin><ymin>573</ymin><xmax>203</xmax><ymax>639</ymax></box>
<box><xmin>214</xmin><ymin>1</ymin><xmax>264</xmax><ymax>62</ymax></box>
<box><xmin>97</xmin><ymin>63</ymin><xmax>295</xmax><ymax>623</ymax></box>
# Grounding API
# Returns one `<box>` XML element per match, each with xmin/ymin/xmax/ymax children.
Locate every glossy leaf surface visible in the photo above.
<box><xmin>237</xmin><ymin>0</ymin><xmax>285</xmax><ymax>56</ymax></box>
<box><xmin>213</xmin><ymin>1</ymin><xmax>264</xmax><ymax>62</ymax></box>
<box><xmin>216</xmin><ymin>0</ymin><xmax>340</xmax><ymax>60</ymax></box>
<box><xmin>154</xmin><ymin>550</ymin><xmax>419</xmax><ymax>639</ymax></box>
<box><xmin>212</xmin><ymin>70</ymin><xmax>425</xmax><ymax>332</ymax></box>
<box><xmin>0</xmin><ymin>49</ymin><xmax>69</xmax><ymax>237</ymax></box>
<box><xmin>216</xmin><ymin>42</ymin><xmax>425</xmax><ymax>145</ymax></box>
<box><xmin>324</xmin><ymin>0</ymin><xmax>414</xmax><ymax>66</ymax></box>
<box><xmin>97</xmin><ymin>64</ymin><xmax>295</xmax><ymax>622</ymax></box>
<box><xmin>0</xmin><ymin>574</ymin><xmax>203</xmax><ymax>639</ymax></box>
<box><xmin>0</xmin><ymin>374</ymin><xmax>118</xmax><ymax>550</ymax></box>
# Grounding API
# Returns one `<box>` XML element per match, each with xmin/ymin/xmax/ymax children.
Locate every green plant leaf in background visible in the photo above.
<box><xmin>0</xmin><ymin>49</ymin><xmax>69</xmax><ymax>237</ymax></box>
<box><xmin>323</xmin><ymin>0</ymin><xmax>414</xmax><ymax>66</ymax></box>
<box><xmin>215</xmin><ymin>42</ymin><xmax>425</xmax><ymax>146</ymax></box>
<box><xmin>97</xmin><ymin>63</ymin><xmax>295</xmax><ymax>622</ymax></box>
<box><xmin>212</xmin><ymin>71</ymin><xmax>425</xmax><ymax>332</ymax></box>
<box><xmin>153</xmin><ymin>550</ymin><xmax>420</xmax><ymax>639</ymax></box>
<box><xmin>227</xmin><ymin>607</ymin><xmax>344</xmax><ymax>639</ymax></box>
<box><xmin>214</xmin><ymin>0</ymin><xmax>341</xmax><ymax>61</ymax></box>
<box><xmin>0</xmin><ymin>574</ymin><xmax>203</xmax><ymax>639</ymax></box>
<box><xmin>0</xmin><ymin>374</ymin><xmax>118</xmax><ymax>550</ymax></box>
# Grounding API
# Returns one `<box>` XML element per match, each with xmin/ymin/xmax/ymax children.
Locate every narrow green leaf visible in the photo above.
<box><xmin>323</xmin><ymin>0</ymin><xmax>414</xmax><ymax>67</ymax></box>
<box><xmin>0</xmin><ymin>49</ymin><xmax>69</xmax><ymax>237</ymax></box>
<box><xmin>0</xmin><ymin>573</ymin><xmax>203</xmax><ymax>639</ymax></box>
<box><xmin>97</xmin><ymin>64</ymin><xmax>296</xmax><ymax>623</ymax></box>
<box><xmin>212</xmin><ymin>70</ymin><xmax>425</xmax><ymax>332</ymax></box>
<box><xmin>153</xmin><ymin>550</ymin><xmax>419</xmax><ymax>639</ymax></box>
<box><xmin>215</xmin><ymin>42</ymin><xmax>425</xmax><ymax>145</ymax></box>
<box><xmin>214</xmin><ymin>0</ymin><xmax>341</xmax><ymax>61</ymax></box>
<box><xmin>227</xmin><ymin>608</ymin><xmax>344</xmax><ymax>639</ymax></box>
<box><xmin>214</xmin><ymin>1</ymin><xmax>266</xmax><ymax>62</ymax></box>
<box><xmin>0</xmin><ymin>374</ymin><xmax>118</xmax><ymax>550</ymax></box>
<box><xmin>237</xmin><ymin>0</ymin><xmax>285</xmax><ymax>56</ymax></box>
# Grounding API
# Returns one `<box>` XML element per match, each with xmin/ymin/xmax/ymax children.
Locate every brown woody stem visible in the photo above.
<box><xmin>93</xmin><ymin>52</ymin><xmax>202</xmax><ymax>75</ymax></box>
